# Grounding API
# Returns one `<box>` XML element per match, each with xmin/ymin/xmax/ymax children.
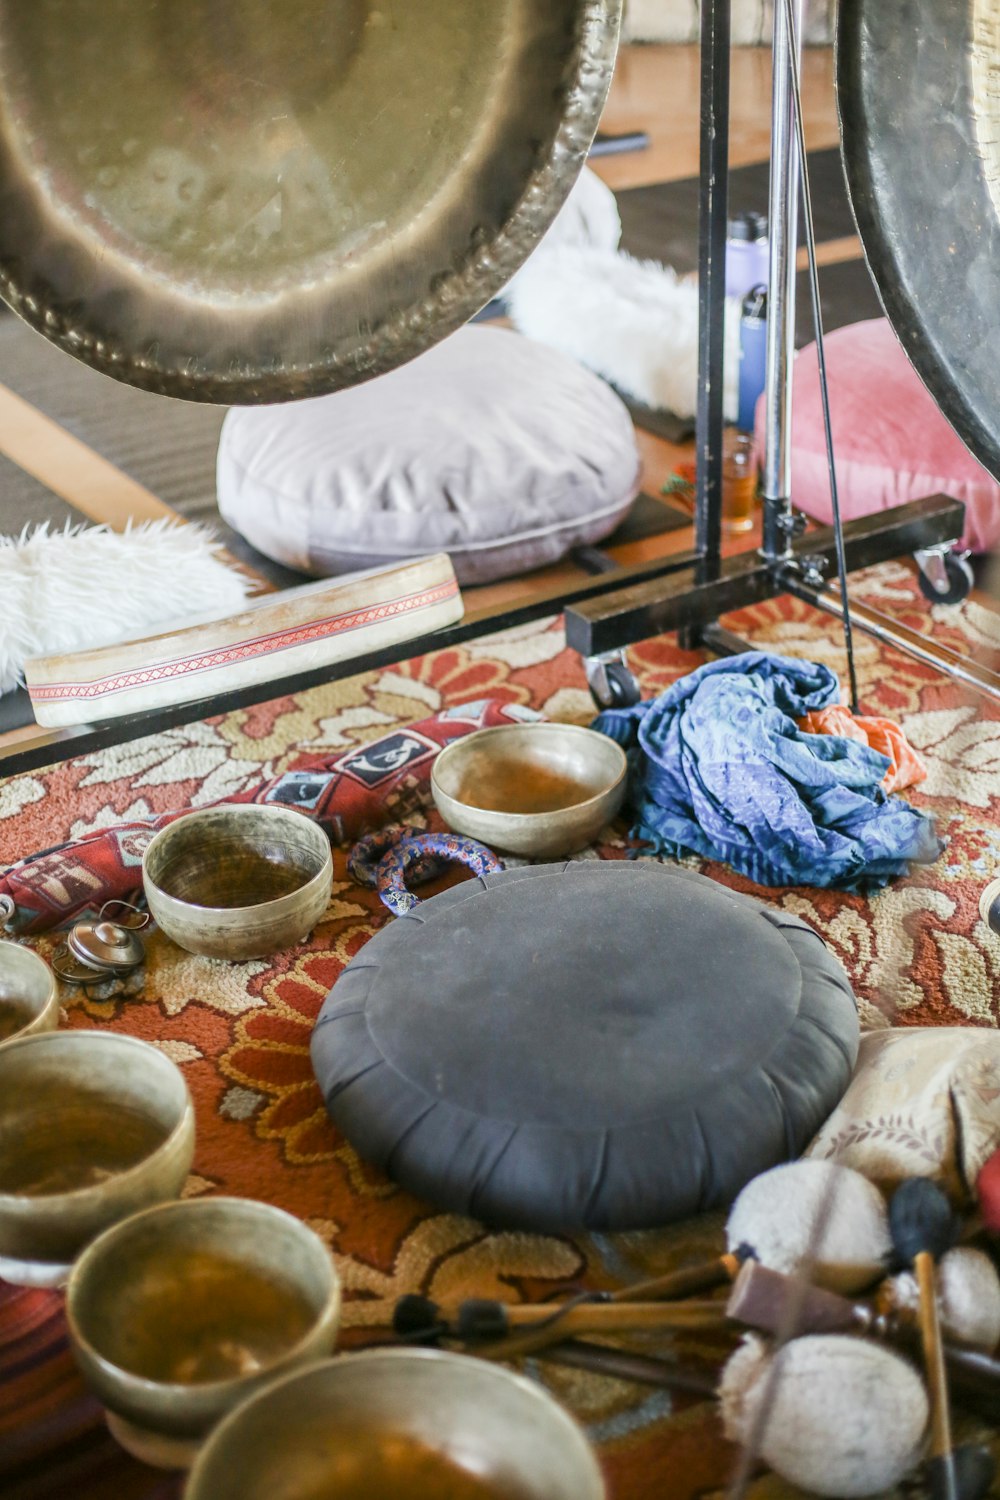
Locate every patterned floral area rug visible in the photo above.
<box><xmin>2</xmin><ymin>562</ymin><xmax>999</xmax><ymax>1500</ymax></box>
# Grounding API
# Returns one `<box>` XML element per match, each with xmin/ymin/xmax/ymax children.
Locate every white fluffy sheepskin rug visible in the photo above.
<box><xmin>0</xmin><ymin>520</ymin><xmax>252</xmax><ymax>694</ymax></box>
<box><xmin>506</xmin><ymin>242</ymin><xmax>741</xmax><ymax>421</ymax></box>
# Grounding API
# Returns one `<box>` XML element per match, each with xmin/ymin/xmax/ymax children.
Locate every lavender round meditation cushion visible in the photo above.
<box><xmin>754</xmin><ymin>317</ymin><xmax>1000</xmax><ymax>553</ymax></box>
<box><xmin>310</xmin><ymin>862</ymin><xmax>859</xmax><ymax>1231</ymax></box>
<box><xmin>216</xmin><ymin>326</ymin><xmax>641</xmax><ymax>587</ymax></box>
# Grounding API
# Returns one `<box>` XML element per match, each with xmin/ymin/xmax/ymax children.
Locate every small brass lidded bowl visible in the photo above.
<box><xmin>431</xmin><ymin>722</ymin><xmax>628</xmax><ymax>858</ymax></box>
<box><xmin>0</xmin><ymin>940</ymin><xmax>60</xmax><ymax>1048</ymax></box>
<box><xmin>67</xmin><ymin>1197</ymin><xmax>341</xmax><ymax>1469</ymax></box>
<box><xmin>142</xmin><ymin>804</ymin><xmax>333</xmax><ymax>960</ymax></box>
<box><xmin>0</xmin><ymin>1030</ymin><xmax>194</xmax><ymax>1287</ymax></box>
<box><xmin>184</xmin><ymin>1347</ymin><xmax>606</xmax><ymax>1500</ymax></box>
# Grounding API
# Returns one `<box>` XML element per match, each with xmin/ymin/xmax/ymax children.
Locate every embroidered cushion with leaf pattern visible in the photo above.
<box><xmin>807</xmin><ymin>1027</ymin><xmax>1000</xmax><ymax>1202</ymax></box>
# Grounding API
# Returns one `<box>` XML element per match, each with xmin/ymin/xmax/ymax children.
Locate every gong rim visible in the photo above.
<box><xmin>0</xmin><ymin>2</ymin><xmax>621</xmax><ymax>404</ymax></box>
<box><xmin>837</xmin><ymin>0</ymin><xmax>1000</xmax><ymax>480</ymax></box>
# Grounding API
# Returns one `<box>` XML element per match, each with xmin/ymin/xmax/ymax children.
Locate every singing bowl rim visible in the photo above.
<box><xmin>0</xmin><ymin>1030</ymin><xmax>194</xmax><ymax>1209</ymax></box>
<box><xmin>0</xmin><ymin>940</ymin><xmax>60</xmax><ymax>1047</ymax></box>
<box><xmin>431</xmin><ymin>722</ymin><xmax>628</xmax><ymax>822</ymax></box>
<box><xmin>0</xmin><ymin>3</ymin><xmax>622</xmax><ymax>403</ymax></box>
<box><xmin>183</xmin><ymin>1347</ymin><xmax>607</xmax><ymax>1500</ymax></box>
<box><xmin>66</xmin><ymin>1197</ymin><xmax>342</xmax><ymax>1420</ymax></box>
<box><xmin>142</xmin><ymin>804</ymin><xmax>333</xmax><ymax>921</ymax></box>
<box><xmin>431</xmin><ymin>722</ymin><xmax>628</xmax><ymax>854</ymax></box>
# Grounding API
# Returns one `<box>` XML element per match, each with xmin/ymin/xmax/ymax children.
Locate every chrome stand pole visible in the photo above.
<box><xmin>761</xmin><ymin>0</ymin><xmax>804</xmax><ymax>561</ymax></box>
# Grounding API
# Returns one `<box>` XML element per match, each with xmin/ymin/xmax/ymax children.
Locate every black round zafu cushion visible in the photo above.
<box><xmin>310</xmin><ymin>862</ymin><xmax>859</xmax><ymax>1231</ymax></box>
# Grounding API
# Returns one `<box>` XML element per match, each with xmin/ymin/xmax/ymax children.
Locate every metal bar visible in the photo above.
<box><xmin>693</xmin><ymin>0</ymin><xmax>731</xmax><ymax>582</ymax></box>
<box><xmin>565</xmin><ymin>495</ymin><xmax>964</xmax><ymax>657</ymax></box>
<box><xmin>781</xmin><ymin>0</ymin><xmax>858</xmax><ymax>712</ymax></box>
<box><xmin>701</xmin><ymin>623</ymin><xmax>756</xmax><ymax>657</ymax></box>
<box><xmin>786</xmin><ymin>583</ymin><xmax>1000</xmax><ymax>704</ymax></box>
<box><xmin>0</xmin><ymin>549</ymin><xmax>702</xmax><ymax>776</ymax></box>
<box><xmin>760</xmin><ymin>0</ymin><xmax>804</xmax><ymax>560</ymax></box>
<box><xmin>542</xmin><ymin>1340</ymin><xmax>720</xmax><ymax>1396</ymax></box>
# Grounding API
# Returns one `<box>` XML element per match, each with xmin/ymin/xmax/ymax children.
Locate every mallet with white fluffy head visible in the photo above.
<box><xmin>726</xmin><ymin>1159</ymin><xmax>893</xmax><ymax>1294</ymax></box>
<box><xmin>720</xmin><ymin>1333</ymin><xmax>929</xmax><ymax>1498</ymax></box>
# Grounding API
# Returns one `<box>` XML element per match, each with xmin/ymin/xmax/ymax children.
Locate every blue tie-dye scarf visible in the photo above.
<box><xmin>593</xmin><ymin>652</ymin><xmax>943</xmax><ymax>890</ymax></box>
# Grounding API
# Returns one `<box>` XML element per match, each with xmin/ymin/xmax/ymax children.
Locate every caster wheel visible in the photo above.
<box><xmin>585</xmin><ymin>655</ymin><xmax>642</xmax><ymax>711</ymax></box>
<box><xmin>917</xmin><ymin>551</ymin><xmax>974</xmax><ymax>605</ymax></box>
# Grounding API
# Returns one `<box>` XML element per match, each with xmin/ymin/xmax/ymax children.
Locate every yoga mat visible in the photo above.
<box><xmin>0</xmin><ymin>319</ymin><xmax>303</xmax><ymax>590</ymax></box>
<box><xmin>614</xmin><ymin>148</ymin><xmax>881</xmax><ymax>437</ymax></box>
<box><xmin>0</xmin><ymin>452</ymin><xmax>87</xmax><ymax>536</ymax></box>
<box><xmin>606</xmin><ymin>489</ymin><xmax>691</xmax><ymax>543</ymax></box>
<box><xmin>590</xmin><ymin>128</ymin><xmax>651</xmax><ymax>158</ymax></box>
<box><xmin>617</xmin><ymin>147</ymin><xmax>859</xmax><ymax>270</ymax></box>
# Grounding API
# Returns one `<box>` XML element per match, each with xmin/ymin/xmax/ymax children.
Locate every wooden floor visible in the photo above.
<box><xmin>592</xmin><ymin>43</ymin><xmax>838</xmax><ymax>191</ymax></box>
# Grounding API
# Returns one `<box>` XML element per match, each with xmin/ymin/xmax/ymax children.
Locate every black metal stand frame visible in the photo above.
<box><xmin>566</xmin><ymin>0</ymin><xmax>966</xmax><ymax>675</ymax></box>
<box><xmin>0</xmin><ymin>0</ymin><xmax>981</xmax><ymax>777</ymax></box>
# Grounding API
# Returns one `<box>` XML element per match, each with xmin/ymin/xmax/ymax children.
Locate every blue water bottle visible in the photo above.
<box><xmin>726</xmin><ymin>213</ymin><xmax>769</xmax><ymax>302</ymax></box>
<box><xmin>737</xmin><ymin>284</ymin><xmax>768</xmax><ymax>433</ymax></box>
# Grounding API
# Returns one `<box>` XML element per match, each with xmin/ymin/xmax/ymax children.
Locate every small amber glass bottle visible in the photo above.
<box><xmin>722</xmin><ymin>428</ymin><xmax>757</xmax><ymax>534</ymax></box>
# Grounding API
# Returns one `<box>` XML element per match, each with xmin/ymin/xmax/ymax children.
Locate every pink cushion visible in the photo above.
<box><xmin>753</xmin><ymin>318</ymin><xmax>1000</xmax><ymax>553</ymax></box>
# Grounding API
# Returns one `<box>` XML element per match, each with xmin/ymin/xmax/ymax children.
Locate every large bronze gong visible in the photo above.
<box><xmin>0</xmin><ymin>1</ymin><xmax>620</xmax><ymax>403</ymax></box>
<box><xmin>838</xmin><ymin>0</ymin><xmax>1000</xmax><ymax>481</ymax></box>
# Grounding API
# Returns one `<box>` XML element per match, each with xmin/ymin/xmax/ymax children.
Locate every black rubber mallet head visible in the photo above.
<box><xmin>392</xmin><ymin>1294</ymin><xmax>447</xmax><ymax>1344</ymax></box>
<box><xmin>888</xmin><ymin>1177</ymin><xmax>959</xmax><ymax>1268</ymax></box>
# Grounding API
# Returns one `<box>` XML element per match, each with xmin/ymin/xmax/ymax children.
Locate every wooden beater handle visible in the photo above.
<box><xmin>916</xmin><ymin>1250</ymin><xmax>954</xmax><ymax>1465</ymax></box>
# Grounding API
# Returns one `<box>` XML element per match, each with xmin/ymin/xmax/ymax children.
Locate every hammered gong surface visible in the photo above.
<box><xmin>0</xmin><ymin>0</ymin><xmax>620</xmax><ymax>403</ymax></box>
<box><xmin>838</xmin><ymin>0</ymin><xmax>1000</xmax><ymax>478</ymax></box>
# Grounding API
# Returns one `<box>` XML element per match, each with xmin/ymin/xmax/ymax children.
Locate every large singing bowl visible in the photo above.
<box><xmin>838</xmin><ymin>0</ymin><xmax>1000</xmax><ymax>480</ymax></box>
<box><xmin>0</xmin><ymin>0</ymin><xmax>621</xmax><ymax>403</ymax></box>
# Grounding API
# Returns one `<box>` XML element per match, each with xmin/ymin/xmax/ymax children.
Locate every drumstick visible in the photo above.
<box><xmin>394</xmin><ymin>1294</ymin><xmax>729</xmax><ymax>1346</ymax></box>
<box><xmin>394</xmin><ymin>1254</ymin><xmax>742</xmax><ymax>1363</ymax></box>
<box><xmin>476</xmin><ymin>1253</ymin><xmax>745</xmax><ymax>1362</ymax></box>
<box><xmin>889</xmin><ymin>1180</ymin><xmax>962</xmax><ymax>1500</ymax></box>
<box><xmin>543</xmin><ymin>1339</ymin><xmax>720</xmax><ymax>1396</ymax></box>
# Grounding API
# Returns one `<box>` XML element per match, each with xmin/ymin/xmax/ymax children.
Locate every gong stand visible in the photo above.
<box><xmin>564</xmin><ymin>0</ymin><xmax>990</xmax><ymax>708</ymax></box>
<box><xmin>0</xmin><ymin>2</ymin><xmax>994</xmax><ymax>777</ymax></box>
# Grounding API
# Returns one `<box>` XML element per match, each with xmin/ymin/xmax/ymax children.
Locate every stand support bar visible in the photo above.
<box><xmin>785</xmin><ymin>583</ymin><xmax>1000</xmax><ymax>704</ymax></box>
<box><xmin>565</xmin><ymin>495</ymin><xmax>964</xmax><ymax>657</ymax></box>
<box><xmin>761</xmin><ymin>0</ymin><xmax>804</xmax><ymax>560</ymax></box>
<box><xmin>693</xmin><ymin>0</ymin><xmax>731</xmax><ymax>583</ymax></box>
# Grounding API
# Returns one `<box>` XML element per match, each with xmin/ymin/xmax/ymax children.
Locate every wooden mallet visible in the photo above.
<box><xmin>889</xmin><ymin>1179</ymin><xmax>963</xmax><ymax>1500</ymax></box>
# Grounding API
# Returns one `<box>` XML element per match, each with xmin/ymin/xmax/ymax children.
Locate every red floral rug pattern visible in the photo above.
<box><xmin>2</xmin><ymin>565</ymin><xmax>999</xmax><ymax>1500</ymax></box>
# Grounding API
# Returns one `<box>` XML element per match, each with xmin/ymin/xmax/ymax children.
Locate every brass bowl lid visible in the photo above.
<box><xmin>67</xmin><ymin>920</ymin><xmax>145</xmax><ymax>973</ymax></box>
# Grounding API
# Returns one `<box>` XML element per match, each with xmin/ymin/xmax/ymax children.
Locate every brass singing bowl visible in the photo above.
<box><xmin>184</xmin><ymin>1348</ymin><xmax>606</xmax><ymax>1500</ymax></box>
<box><xmin>67</xmin><ymin>1198</ymin><xmax>341</xmax><ymax>1468</ymax></box>
<box><xmin>0</xmin><ymin>0</ymin><xmax>621</xmax><ymax>402</ymax></box>
<box><xmin>0</xmin><ymin>940</ymin><xmax>59</xmax><ymax>1049</ymax></box>
<box><xmin>143</xmin><ymin>805</ymin><xmax>333</xmax><ymax>960</ymax></box>
<box><xmin>431</xmin><ymin>722</ymin><xmax>628</xmax><ymax>858</ymax></box>
<box><xmin>0</xmin><ymin>1031</ymin><xmax>195</xmax><ymax>1284</ymax></box>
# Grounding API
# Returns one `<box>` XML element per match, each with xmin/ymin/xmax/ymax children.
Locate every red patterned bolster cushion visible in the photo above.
<box><xmin>753</xmin><ymin>317</ymin><xmax>1000</xmax><ymax>553</ymax></box>
<box><xmin>0</xmin><ymin>699</ymin><xmax>539</xmax><ymax>935</ymax></box>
